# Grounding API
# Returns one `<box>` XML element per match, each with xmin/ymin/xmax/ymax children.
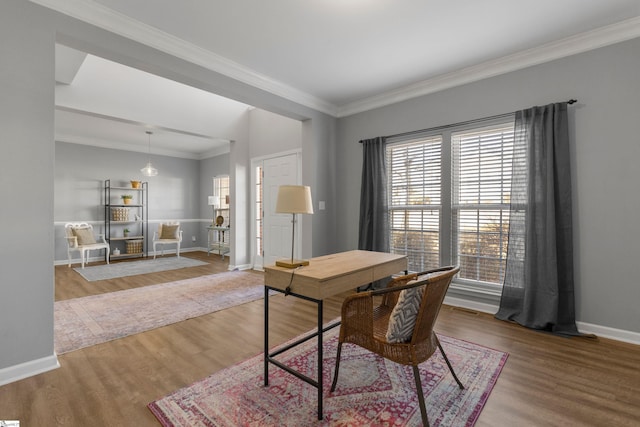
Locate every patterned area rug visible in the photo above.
<box><xmin>55</xmin><ymin>271</ymin><xmax>264</xmax><ymax>354</ymax></box>
<box><xmin>73</xmin><ymin>257</ymin><xmax>209</xmax><ymax>281</ymax></box>
<box><xmin>149</xmin><ymin>327</ymin><xmax>508</xmax><ymax>426</ymax></box>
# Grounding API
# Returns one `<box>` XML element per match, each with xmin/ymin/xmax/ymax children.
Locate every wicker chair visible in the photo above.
<box><xmin>330</xmin><ymin>266</ymin><xmax>463</xmax><ymax>427</ymax></box>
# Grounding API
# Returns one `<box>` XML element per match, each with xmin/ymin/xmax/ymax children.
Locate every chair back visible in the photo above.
<box><xmin>409</xmin><ymin>266</ymin><xmax>459</xmax><ymax>344</ymax></box>
<box><xmin>157</xmin><ymin>221</ymin><xmax>181</xmax><ymax>239</ymax></box>
<box><xmin>65</xmin><ymin>222</ymin><xmax>93</xmax><ymax>248</ymax></box>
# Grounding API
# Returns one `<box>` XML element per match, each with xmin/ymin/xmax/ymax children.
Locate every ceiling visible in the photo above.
<box><xmin>40</xmin><ymin>0</ymin><xmax>640</xmax><ymax>158</ymax></box>
<box><xmin>55</xmin><ymin>46</ymin><xmax>251</xmax><ymax>159</ymax></box>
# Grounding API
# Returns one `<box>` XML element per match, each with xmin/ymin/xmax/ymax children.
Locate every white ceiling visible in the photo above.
<box><xmin>55</xmin><ymin>46</ymin><xmax>250</xmax><ymax>159</ymax></box>
<box><xmin>41</xmin><ymin>0</ymin><xmax>640</xmax><ymax>158</ymax></box>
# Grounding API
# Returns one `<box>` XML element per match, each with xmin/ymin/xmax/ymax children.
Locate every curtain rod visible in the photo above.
<box><xmin>360</xmin><ymin>99</ymin><xmax>577</xmax><ymax>142</ymax></box>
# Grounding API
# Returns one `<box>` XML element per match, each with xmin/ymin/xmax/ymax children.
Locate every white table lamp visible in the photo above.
<box><xmin>208</xmin><ymin>196</ymin><xmax>220</xmax><ymax>225</ymax></box>
<box><xmin>275</xmin><ymin>185</ymin><xmax>314</xmax><ymax>268</ymax></box>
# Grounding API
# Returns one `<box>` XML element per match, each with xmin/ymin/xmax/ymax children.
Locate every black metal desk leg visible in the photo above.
<box><xmin>264</xmin><ymin>286</ymin><xmax>269</xmax><ymax>387</ymax></box>
<box><xmin>317</xmin><ymin>299</ymin><xmax>323</xmax><ymax>420</ymax></box>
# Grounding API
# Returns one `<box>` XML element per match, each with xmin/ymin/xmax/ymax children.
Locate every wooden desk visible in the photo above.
<box><xmin>263</xmin><ymin>250</ymin><xmax>407</xmax><ymax>420</ymax></box>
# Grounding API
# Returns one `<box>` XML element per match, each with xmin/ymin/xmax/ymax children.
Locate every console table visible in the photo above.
<box><xmin>263</xmin><ymin>250</ymin><xmax>407</xmax><ymax>420</ymax></box>
<box><xmin>206</xmin><ymin>226</ymin><xmax>229</xmax><ymax>259</ymax></box>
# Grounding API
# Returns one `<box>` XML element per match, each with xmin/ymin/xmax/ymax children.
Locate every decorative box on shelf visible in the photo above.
<box><xmin>111</xmin><ymin>207</ymin><xmax>129</xmax><ymax>221</ymax></box>
<box><xmin>126</xmin><ymin>239</ymin><xmax>143</xmax><ymax>254</ymax></box>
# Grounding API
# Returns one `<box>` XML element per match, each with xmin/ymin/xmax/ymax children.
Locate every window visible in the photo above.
<box><xmin>255</xmin><ymin>166</ymin><xmax>263</xmax><ymax>257</ymax></box>
<box><xmin>451</xmin><ymin>124</ymin><xmax>514</xmax><ymax>285</ymax></box>
<box><xmin>386</xmin><ymin>119</ymin><xmax>514</xmax><ymax>287</ymax></box>
<box><xmin>213</xmin><ymin>175</ymin><xmax>230</xmax><ymax>225</ymax></box>
<box><xmin>388</xmin><ymin>135</ymin><xmax>442</xmax><ymax>272</ymax></box>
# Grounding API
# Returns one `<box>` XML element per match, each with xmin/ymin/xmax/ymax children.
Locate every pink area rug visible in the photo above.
<box><xmin>55</xmin><ymin>271</ymin><xmax>265</xmax><ymax>354</ymax></box>
<box><xmin>149</xmin><ymin>326</ymin><xmax>508</xmax><ymax>426</ymax></box>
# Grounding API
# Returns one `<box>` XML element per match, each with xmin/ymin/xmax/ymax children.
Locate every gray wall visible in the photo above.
<box><xmin>0</xmin><ymin>0</ymin><xmax>56</xmax><ymax>374</ymax></box>
<box><xmin>336</xmin><ymin>37</ymin><xmax>640</xmax><ymax>335</ymax></box>
<box><xmin>0</xmin><ymin>0</ymin><xmax>337</xmax><ymax>380</ymax></box>
<box><xmin>249</xmin><ymin>108</ymin><xmax>302</xmax><ymax>159</ymax></box>
<box><xmin>306</xmin><ymin>114</ymin><xmax>338</xmax><ymax>257</ymax></box>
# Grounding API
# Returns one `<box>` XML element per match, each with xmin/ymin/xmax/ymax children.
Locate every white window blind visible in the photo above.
<box><xmin>451</xmin><ymin>123</ymin><xmax>514</xmax><ymax>284</ymax></box>
<box><xmin>385</xmin><ymin>117</ymin><xmax>514</xmax><ymax>288</ymax></box>
<box><xmin>387</xmin><ymin>135</ymin><xmax>442</xmax><ymax>272</ymax></box>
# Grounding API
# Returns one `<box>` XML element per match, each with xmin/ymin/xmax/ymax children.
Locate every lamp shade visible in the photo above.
<box><xmin>141</xmin><ymin>162</ymin><xmax>158</xmax><ymax>177</ymax></box>
<box><xmin>208</xmin><ymin>196</ymin><xmax>220</xmax><ymax>207</ymax></box>
<box><xmin>275</xmin><ymin>185</ymin><xmax>314</xmax><ymax>214</ymax></box>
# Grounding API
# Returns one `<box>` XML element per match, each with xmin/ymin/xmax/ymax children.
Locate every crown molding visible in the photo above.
<box><xmin>337</xmin><ymin>16</ymin><xmax>640</xmax><ymax>117</ymax></box>
<box><xmin>55</xmin><ymin>133</ymin><xmax>213</xmax><ymax>160</ymax></box>
<box><xmin>56</xmin><ymin>105</ymin><xmax>225</xmax><ymax>140</ymax></box>
<box><xmin>199</xmin><ymin>145</ymin><xmax>231</xmax><ymax>160</ymax></box>
<box><xmin>29</xmin><ymin>0</ymin><xmax>338</xmax><ymax>116</ymax></box>
<box><xmin>55</xmin><ymin>106</ymin><xmax>230</xmax><ymax>159</ymax></box>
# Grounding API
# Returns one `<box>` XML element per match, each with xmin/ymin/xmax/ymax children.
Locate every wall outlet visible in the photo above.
<box><xmin>192</xmin><ymin>236</ymin><xmax>196</xmax><ymax>242</ymax></box>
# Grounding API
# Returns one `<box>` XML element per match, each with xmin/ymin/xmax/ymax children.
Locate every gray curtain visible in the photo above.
<box><xmin>495</xmin><ymin>103</ymin><xmax>580</xmax><ymax>335</ymax></box>
<box><xmin>358</xmin><ymin>137</ymin><xmax>390</xmax><ymax>289</ymax></box>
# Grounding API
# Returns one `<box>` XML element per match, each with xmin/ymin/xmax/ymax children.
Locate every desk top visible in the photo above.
<box><xmin>264</xmin><ymin>250</ymin><xmax>407</xmax><ymax>300</ymax></box>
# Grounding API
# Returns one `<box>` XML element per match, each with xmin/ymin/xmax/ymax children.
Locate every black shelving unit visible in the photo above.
<box><xmin>104</xmin><ymin>179</ymin><xmax>148</xmax><ymax>260</ymax></box>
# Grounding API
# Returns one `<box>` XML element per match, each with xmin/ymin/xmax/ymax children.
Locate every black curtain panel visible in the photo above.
<box><xmin>358</xmin><ymin>137</ymin><xmax>390</xmax><ymax>289</ymax></box>
<box><xmin>496</xmin><ymin>102</ymin><xmax>580</xmax><ymax>335</ymax></box>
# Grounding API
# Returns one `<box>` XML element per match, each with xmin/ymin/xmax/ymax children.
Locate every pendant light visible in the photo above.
<box><xmin>141</xmin><ymin>130</ymin><xmax>158</xmax><ymax>177</ymax></box>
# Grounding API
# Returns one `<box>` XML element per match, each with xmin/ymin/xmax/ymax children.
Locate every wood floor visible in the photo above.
<box><xmin>1</xmin><ymin>251</ymin><xmax>639</xmax><ymax>426</ymax></box>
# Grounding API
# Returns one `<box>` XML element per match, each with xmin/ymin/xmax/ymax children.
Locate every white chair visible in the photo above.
<box><xmin>64</xmin><ymin>222</ymin><xmax>110</xmax><ymax>268</ymax></box>
<box><xmin>153</xmin><ymin>222</ymin><xmax>183</xmax><ymax>259</ymax></box>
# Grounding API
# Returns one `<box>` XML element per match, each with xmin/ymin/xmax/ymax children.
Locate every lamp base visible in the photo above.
<box><xmin>275</xmin><ymin>259</ymin><xmax>309</xmax><ymax>269</ymax></box>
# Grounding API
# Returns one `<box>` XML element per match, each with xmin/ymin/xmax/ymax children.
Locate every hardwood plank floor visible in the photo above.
<box><xmin>1</xmin><ymin>251</ymin><xmax>639</xmax><ymax>426</ymax></box>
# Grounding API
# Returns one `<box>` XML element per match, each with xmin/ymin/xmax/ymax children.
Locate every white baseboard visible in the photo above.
<box><xmin>576</xmin><ymin>321</ymin><xmax>640</xmax><ymax>345</ymax></box>
<box><xmin>229</xmin><ymin>263</ymin><xmax>253</xmax><ymax>271</ymax></box>
<box><xmin>443</xmin><ymin>296</ymin><xmax>640</xmax><ymax>346</ymax></box>
<box><xmin>0</xmin><ymin>354</ymin><xmax>59</xmax><ymax>387</ymax></box>
<box><xmin>54</xmin><ymin>247</ymin><xmax>208</xmax><ymax>266</ymax></box>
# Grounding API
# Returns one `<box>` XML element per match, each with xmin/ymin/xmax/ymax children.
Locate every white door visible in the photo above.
<box><xmin>262</xmin><ymin>153</ymin><xmax>300</xmax><ymax>267</ymax></box>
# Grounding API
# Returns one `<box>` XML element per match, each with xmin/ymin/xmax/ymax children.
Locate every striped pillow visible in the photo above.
<box><xmin>385</xmin><ymin>282</ymin><xmax>425</xmax><ymax>343</ymax></box>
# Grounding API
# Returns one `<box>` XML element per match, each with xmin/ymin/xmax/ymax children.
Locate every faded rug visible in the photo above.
<box><xmin>73</xmin><ymin>257</ymin><xmax>209</xmax><ymax>281</ymax></box>
<box><xmin>148</xmin><ymin>327</ymin><xmax>508</xmax><ymax>426</ymax></box>
<box><xmin>55</xmin><ymin>271</ymin><xmax>264</xmax><ymax>354</ymax></box>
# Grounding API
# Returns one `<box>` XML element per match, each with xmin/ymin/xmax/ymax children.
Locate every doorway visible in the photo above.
<box><xmin>251</xmin><ymin>151</ymin><xmax>302</xmax><ymax>270</ymax></box>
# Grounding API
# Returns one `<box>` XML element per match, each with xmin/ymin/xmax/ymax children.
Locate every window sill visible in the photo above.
<box><xmin>445</xmin><ymin>280</ymin><xmax>501</xmax><ymax>314</ymax></box>
<box><xmin>450</xmin><ymin>280</ymin><xmax>502</xmax><ymax>298</ymax></box>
